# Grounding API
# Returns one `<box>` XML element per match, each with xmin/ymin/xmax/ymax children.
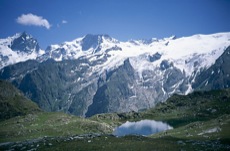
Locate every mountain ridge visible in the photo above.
<box><xmin>1</xmin><ymin>32</ymin><xmax>230</xmax><ymax>69</ymax></box>
<box><xmin>0</xmin><ymin>32</ymin><xmax>230</xmax><ymax>117</ymax></box>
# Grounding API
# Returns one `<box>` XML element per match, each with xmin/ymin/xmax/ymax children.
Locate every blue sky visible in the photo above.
<box><xmin>1</xmin><ymin>0</ymin><xmax>230</xmax><ymax>49</ymax></box>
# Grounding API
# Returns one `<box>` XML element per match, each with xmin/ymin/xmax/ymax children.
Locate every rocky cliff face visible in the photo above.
<box><xmin>193</xmin><ymin>46</ymin><xmax>230</xmax><ymax>90</ymax></box>
<box><xmin>10</xmin><ymin>32</ymin><xmax>40</xmax><ymax>53</ymax></box>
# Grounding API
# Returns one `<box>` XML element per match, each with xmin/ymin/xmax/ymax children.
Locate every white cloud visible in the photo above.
<box><xmin>62</xmin><ymin>20</ymin><xmax>68</xmax><ymax>24</ymax></box>
<box><xmin>16</xmin><ymin>13</ymin><xmax>51</xmax><ymax>29</ymax></box>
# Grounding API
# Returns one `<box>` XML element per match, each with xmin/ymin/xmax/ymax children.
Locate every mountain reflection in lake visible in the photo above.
<box><xmin>113</xmin><ymin>120</ymin><xmax>173</xmax><ymax>136</ymax></box>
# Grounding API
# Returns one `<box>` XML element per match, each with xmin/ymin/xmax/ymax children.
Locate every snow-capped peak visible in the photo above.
<box><xmin>41</xmin><ymin>34</ymin><xmax>120</xmax><ymax>61</ymax></box>
<box><xmin>0</xmin><ymin>32</ymin><xmax>45</xmax><ymax>69</ymax></box>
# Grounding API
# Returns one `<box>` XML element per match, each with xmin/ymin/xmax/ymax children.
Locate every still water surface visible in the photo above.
<box><xmin>113</xmin><ymin>120</ymin><xmax>173</xmax><ymax>136</ymax></box>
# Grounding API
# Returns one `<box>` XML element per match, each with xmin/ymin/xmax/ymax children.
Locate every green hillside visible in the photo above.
<box><xmin>0</xmin><ymin>80</ymin><xmax>41</xmax><ymax>120</ymax></box>
<box><xmin>142</xmin><ymin>89</ymin><xmax>230</xmax><ymax>127</ymax></box>
<box><xmin>0</xmin><ymin>112</ymin><xmax>113</xmax><ymax>142</ymax></box>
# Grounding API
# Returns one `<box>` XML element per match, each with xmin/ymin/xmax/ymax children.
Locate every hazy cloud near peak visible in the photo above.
<box><xmin>16</xmin><ymin>13</ymin><xmax>51</xmax><ymax>29</ymax></box>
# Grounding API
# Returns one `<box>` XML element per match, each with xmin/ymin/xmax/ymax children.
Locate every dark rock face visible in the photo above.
<box><xmin>81</xmin><ymin>34</ymin><xmax>102</xmax><ymax>51</ymax></box>
<box><xmin>81</xmin><ymin>34</ymin><xmax>111</xmax><ymax>53</ymax></box>
<box><xmin>86</xmin><ymin>59</ymin><xmax>136</xmax><ymax>117</ymax></box>
<box><xmin>160</xmin><ymin>60</ymin><xmax>173</xmax><ymax>70</ymax></box>
<box><xmin>193</xmin><ymin>46</ymin><xmax>230</xmax><ymax>90</ymax></box>
<box><xmin>149</xmin><ymin>52</ymin><xmax>161</xmax><ymax>62</ymax></box>
<box><xmin>16</xmin><ymin>59</ymin><xmax>96</xmax><ymax>114</ymax></box>
<box><xmin>162</xmin><ymin>67</ymin><xmax>186</xmax><ymax>92</ymax></box>
<box><xmin>10</xmin><ymin>32</ymin><xmax>40</xmax><ymax>53</ymax></box>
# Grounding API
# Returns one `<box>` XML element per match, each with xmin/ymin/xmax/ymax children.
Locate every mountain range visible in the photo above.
<box><xmin>0</xmin><ymin>32</ymin><xmax>230</xmax><ymax>117</ymax></box>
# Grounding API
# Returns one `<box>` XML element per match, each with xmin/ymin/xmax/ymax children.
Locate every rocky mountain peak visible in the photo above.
<box><xmin>81</xmin><ymin>34</ymin><xmax>113</xmax><ymax>53</ymax></box>
<box><xmin>10</xmin><ymin>32</ymin><xmax>40</xmax><ymax>53</ymax></box>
